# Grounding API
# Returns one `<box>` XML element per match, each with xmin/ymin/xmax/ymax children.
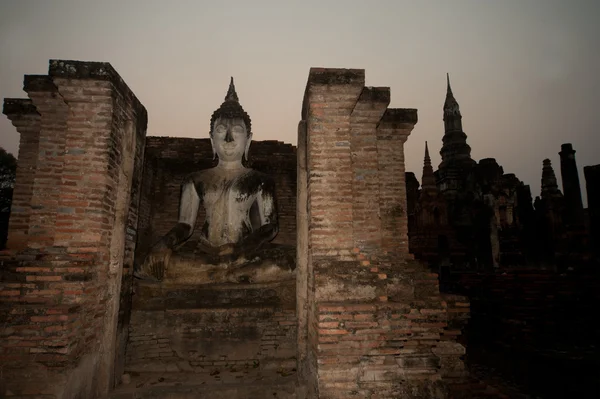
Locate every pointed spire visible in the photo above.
<box><xmin>225</xmin><ymin>77</ymin><xmax>239</xmax><ymax>102</ymax></box>
<box><xmin>422</xmin><ymin>141</ymin><xmax>437</xmax><ymax>194</ymax></box>
<box><xmin>443</xmin><ymin>73</ymin><xmax>460</xmax><ymax>117</ymax></box>
<box><xmin>541</xmin><ymin>158</ymin><xmax>562</xmax><ymax>199</ymax></box>
<box><xmin>439</xmin><ymin>73</ymin><xmax>474</xmax><ymax>172</ymax></box>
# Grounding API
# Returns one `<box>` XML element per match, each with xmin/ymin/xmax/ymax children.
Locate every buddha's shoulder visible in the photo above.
<box><xmin>243</xmin><ymin>168</ymin><xmax>273</xmax><ymax>180</ymax></box>
<box><xmin>239</xmin><ymin>169</ymin><xmax>275</xmax><ymax>190</ymax></box>
<box><xmin>183</xmin><ymin>169</ymin><xmax>213</xmax><ymax>184</ymax></box>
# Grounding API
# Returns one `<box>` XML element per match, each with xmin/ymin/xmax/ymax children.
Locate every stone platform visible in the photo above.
<box><xmin>110</xmin><ymin>370</ymin><xmax>297</xmax><ymax>399</ymax></box>
<box><xmin>125</xmin><ymin>279</ymin><xmax>297</xmax><ymax>374</ymax></box>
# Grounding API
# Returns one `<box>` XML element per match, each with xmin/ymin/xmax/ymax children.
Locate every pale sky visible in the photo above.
<box><xmin>1</xmin><ymin>0</ymin><xmax>598</xmax><ymax>204</ymax></box>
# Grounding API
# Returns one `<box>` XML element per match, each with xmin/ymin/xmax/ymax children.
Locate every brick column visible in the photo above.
<box><xmin>23</xmin><ymin>75</ymin><xmax>69</xmax><ymax>249</ymax></box>
<box><xmin>302</xmin><ymin>69</ymin><xmax>364</xmax><ymax>397</ymax></box>
<box><xmin>0</xmin><ymin>59</ymin><xmax>147</xmax><ymax>399</ymax></box>
<box><xmin>350</xmin><ymin>87</ymin><xmax>389</xmax><ymax>252</ymax></box>
<box><xmin>51</xmin><ymin>75</ymin><xmax>120</xmax><ymax>394</ymax></box>
<box><xmin>50</xmin><ymin>60</ymin><xmax>148</xmax><ymax>395</ymax></box>
<box><xmin>2</xmin><ymin>99</ymin><xmax>40</xmax><ymax>250</ymax></box>
<box><xmin>50</xmin><ymin>77</ymin><xmax>115</xmax><ymax>250</ymax></box>
<box><xmin>376</xmin><ymin>109</ymin><xmax>418</xmax><ymax>255</ymax></box>
<box><xmin>304</xmin><ymin>68</ymin><xmax>365</xmax><ymax>257</ymax></box>
<box><xmin>300</xmin><ymin>68</ymin><xmax>466</xmax><ymax>398</ymax></box>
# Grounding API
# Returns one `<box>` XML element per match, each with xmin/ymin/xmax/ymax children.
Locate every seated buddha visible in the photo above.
<box><xmin>134</xmin><ymin>78</ymin><xmax>294</xmax><ymax>284</ymax></box>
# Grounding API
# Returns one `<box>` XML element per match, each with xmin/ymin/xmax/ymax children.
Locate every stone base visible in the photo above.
<box><xmin>126</xmin><ymin>279</ymin><xmax>297</xmax><ymax>374</ymax></box>
<box><xmin>110</xmin><ymin>371</ymin><xmax>298</xmax><ymax>399</ymax></box>
<box><xmin>133</xmin><ymin>278</ymin><xmax>296</xmax><ymax>310</ymax></box>
<box><xmin>304</xmin><ymin>256</ymin><xmax>469</xmax><ymax>398</ymax></box>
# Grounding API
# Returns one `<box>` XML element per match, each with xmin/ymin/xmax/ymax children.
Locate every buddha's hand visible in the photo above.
<box><xmin>236</xmin><ymin>224</ymin><xmax>277</xmax><ymax>252</ymax></box>
<box><xmin>139</xmin><ymin>241</ymin><xmax>173</xmax><ymax>281</ymax></box>
<box><xmin>216</xmin><ymin>243</ymin><xmax>237</xmax><ymax>256</ymax></box>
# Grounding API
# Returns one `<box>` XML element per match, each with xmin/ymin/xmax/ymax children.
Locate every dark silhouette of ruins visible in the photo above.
<box><xmin>407</xmin><ymin>75</ymin><xmax>597</xmax><ymax>272</ymax></box>
<box><xmin>406</xmin><ymin>76</ymin><xmax>600</xmax><ymax>398</ymax></box>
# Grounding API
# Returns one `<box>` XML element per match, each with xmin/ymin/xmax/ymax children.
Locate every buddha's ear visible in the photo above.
<box><xmin>210</xmin><ymin>136</ymin><xmax>217</xmax><ymax>160</ymax></box>
<box><xmin>244</xmin><ymin>133</ymin><xmax>253</xmax><ymax>162</ymax></box>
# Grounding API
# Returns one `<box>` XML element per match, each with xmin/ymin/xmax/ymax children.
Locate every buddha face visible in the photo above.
<box><xmin>211</xmin><ymin>117</ymin><xmax>250</xmax><ymax>162</ymax></box>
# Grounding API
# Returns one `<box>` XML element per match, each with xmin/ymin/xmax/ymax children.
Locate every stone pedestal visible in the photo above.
<box><xmin>127</xmin><ymin>276</ymin><xmax>297</xmax><ymax>374</ymax></box>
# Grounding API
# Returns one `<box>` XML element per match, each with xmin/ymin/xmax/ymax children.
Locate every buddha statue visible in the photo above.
<box><xmin>135</xmin><ymin>78</ymin><xmax>294</xmax><ymax>283</ymax></box>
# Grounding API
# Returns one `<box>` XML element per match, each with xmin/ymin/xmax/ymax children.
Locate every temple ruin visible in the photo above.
<box><xmin>1</xmin><ymin>59</ymin><xmax>598</xmax><ymax>399</ymax></box>
<box><xmin>0</xmin><ymin>60</ymin><xmax>474</xmax><ymax>399</ymax></box>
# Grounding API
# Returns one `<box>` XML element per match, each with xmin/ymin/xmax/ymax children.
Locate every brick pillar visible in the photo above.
<box><xmin>350</xmin><ymin>87</ymin><xmax>389</xmax><ymax>252</ymax></box>
<box><xmin>302</xmin><ymin>69</ymin><xmax>364</xmax><ymax>397</ymax></box>
<box><xmin>376</xmin><ymin>109</ymin><xmax>418</xmax><ymax>254</ymax></box>
<box><xmin>49</xmin><ymin>76</ymin><xmax>118</xmax><ymax>251</ymax></box>
<box><xmin>2</xmin><ymin>99</ymin><xmax>41</xmax><ymax>250</ymax></box>
<box><xmin>300</xmin><ymin>68</ymin><xmax>466</xmax><ymax>398</ymax></box>
<box><xmin>23</xmin><ymin>75</ymin><xmax>69</xmax><ymax>249</ymax></box>
<box><xmin>304</xmin><ymin>68</ymin><xmax>365</xmax><ymax>257</ymax></box>
<box><xmin>49</xmin><ymin>61</ymin><xmax>147</xmax><ymax>395</ymax></box>
<box><xmin>0</xmin><ymin>59</ymin><xmax>147</xmax><ymax>399</ymax></box>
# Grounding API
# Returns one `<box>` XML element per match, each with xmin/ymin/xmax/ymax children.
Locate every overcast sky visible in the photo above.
<box><xmin>1</xmin><ymin>0</ymin><xmax>598</xmax><ymax>204</ymax></box>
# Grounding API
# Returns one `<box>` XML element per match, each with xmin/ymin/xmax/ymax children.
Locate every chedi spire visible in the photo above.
<box><xmin>438</xmin><ymin>73</ymin><xmax>474</xmax><ymax>171</ymax></box>
<box><xmin>422</xmin><ymin>141</ymin><xmax>437</xmax><ymax>194</ymax></box>
<box><xmin>541</xmin><ymin>159</ymin><xmax>562</xmax><ymax>199</ymax></box>
<box><xmin>443</xmin><ymin>73</ymin><xmax>461</xmax><ymax>119</ymax></box>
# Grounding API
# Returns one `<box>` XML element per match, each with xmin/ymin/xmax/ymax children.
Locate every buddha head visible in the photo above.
<box><xmin>210</xmin><ymin>78</ymin><xmax>253</xmax><ymax>162</ymax></box>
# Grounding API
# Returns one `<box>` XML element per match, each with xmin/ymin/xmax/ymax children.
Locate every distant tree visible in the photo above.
<box><xmin>0</xmin><ymin>148</ymin><xmax>17</xmax><ymax>249</ymax></box>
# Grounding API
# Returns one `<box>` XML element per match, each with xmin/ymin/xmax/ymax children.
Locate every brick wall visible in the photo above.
<box><xmin>350</xmin><ymin>88</ymin><xmax>389</xmax><ymax>251</ymax></box>
<box><xmin>377</xmin><ymin>109</ymin><xmax>416</xmax><ymax>254</ymax></box>
<box><xmin>304</xmin><ymin>69</ymin><xmax>363</xmax><ymax>257</ymax></box>
<box><xmin>299</xmin><ymin>68</ymin><xmax>468</xmax><ymax>398</ymax></box>
<box><xmin>308</xmin><ymin>255</ymin><xmax>469</xmax><ymax>398</ymax></box>
<box><xmin>135</xmin><ymin>137</ymin><xmax>296</xmax><ymax>258</ymax></box>
<box><xmin>0</xmin><ymin>60</ymin><xmax>147</xmax><ymax>399</ymax></box>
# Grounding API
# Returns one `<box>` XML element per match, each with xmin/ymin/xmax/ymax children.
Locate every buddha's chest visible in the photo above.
<box><xmin>201</xmin><ymin>180</ymin><xmax>258</xmax><ymax>213</ymax></box>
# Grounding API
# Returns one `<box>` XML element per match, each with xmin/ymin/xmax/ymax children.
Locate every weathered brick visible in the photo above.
<box><xmin>1</xmin><ymin>59</ymin><xmax>148</xmax><ymax>398</ymax></box>
<box><xmin>300</xmin><ymin>68</ymin><xmax>466</xmax><ymax>396</ymax></box>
